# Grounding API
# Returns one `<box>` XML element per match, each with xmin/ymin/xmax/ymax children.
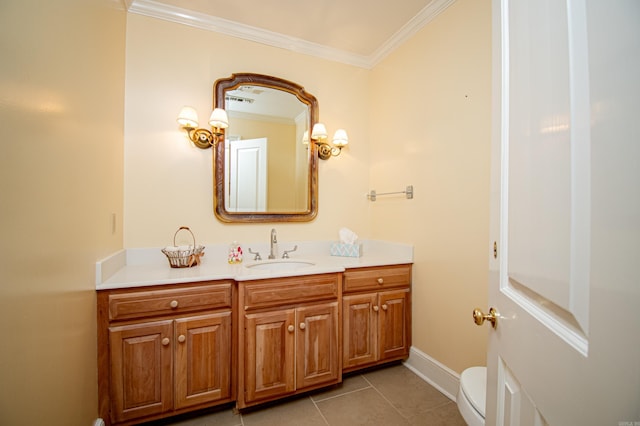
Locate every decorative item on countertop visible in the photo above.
<box><xmin>228</xmin><ymin>241</ymin><xmax>243</xmax><ymax>264</ymax></box>
<box><xmin>161</xmin><ymin>226</ymin><xmax>205</xmax><ymax>268</ymax></box>
<box><xmin>330</xmin><ymin>227</ymin><xmax>363</xmax><ymax>258</ymax></box>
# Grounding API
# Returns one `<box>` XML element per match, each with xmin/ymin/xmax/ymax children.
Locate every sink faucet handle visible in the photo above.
<box><xmin>247</xmin><ymin>248</ymin><xmax>262</xmax><ymax>261</ymax></box>
<box><xmin>282</xmin><ymin>245</ymin><xmax>298</xmax><ymax>259</ymax></box>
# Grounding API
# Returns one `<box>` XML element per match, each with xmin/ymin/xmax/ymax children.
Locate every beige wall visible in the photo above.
<box><xmin>124</xmin><ymin>14</ymin><xmax>372</xmax><ymax>247</ymax></box>
<box><xmin>122</xmin><ymin>0</ymin><xmax>491</xmax><ymax>377</ymax></box>
<box><xmin>0</xmin><ymin>0</ymin><xmax>490</xmax><ymax>423</ymax></box>
<box><xmin>124</xmin><ymin>0</ymin><xmax>491</xmax><ymax>374</ymax></box>
<box><xmin>0</xmin><ymin>0</ymin><xmax>126</xmax><ymax>424</ymax></box>
<box><xmin>369</xmin><ymin>0</ymin><xmax>492</xmax><ymax>372</ymax></box>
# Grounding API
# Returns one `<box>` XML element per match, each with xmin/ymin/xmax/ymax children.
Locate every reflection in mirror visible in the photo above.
<box><xmin>225</xmin><ymin>86</ymin><xmax>308</xmax><ymax>212</ymax></box>
<box><xmin>214</xmin><ymin>74</ymin><xmax>318</xmax><ymax>223</ymax></box>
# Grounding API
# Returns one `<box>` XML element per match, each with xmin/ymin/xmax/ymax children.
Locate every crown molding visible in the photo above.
<box><xmin>369</xmin><ymin>0</ymin><xmax>457</xmax><ymax>66</ymax></box>
<box><xmin>127</xmin><ymin>0</ymin><xmax>455</xmax><ymax>69</ymax></box>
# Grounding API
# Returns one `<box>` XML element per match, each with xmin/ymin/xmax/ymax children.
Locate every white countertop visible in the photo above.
<box><xmin>96</xmin><ymin>240</ymin><xmax>413</xmax><ymax>290</ymax></box>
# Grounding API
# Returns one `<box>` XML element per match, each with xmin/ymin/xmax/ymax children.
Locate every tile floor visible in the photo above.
<box><xmin>146</xmin><ymin>363</ymin><xmax>467</xmax><ymax>426</ymax></box>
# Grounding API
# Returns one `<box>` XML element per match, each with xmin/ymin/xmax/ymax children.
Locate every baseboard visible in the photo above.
<box><xmin>402</xmin><ymin>346</ymin><xmax>460</xmax><ymax>402</ymax></box>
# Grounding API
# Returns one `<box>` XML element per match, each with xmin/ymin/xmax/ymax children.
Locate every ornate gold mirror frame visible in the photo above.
<box><xmin>213</xmin><ymin>73</ymin><xmax>319</xmax><ymax>223</ymax></box>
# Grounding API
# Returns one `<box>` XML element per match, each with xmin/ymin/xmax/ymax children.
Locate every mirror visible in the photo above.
<box><xmin>213</xmin><ymin>73</ymin><xmax>319</xmax><ymax>223</ymax></box>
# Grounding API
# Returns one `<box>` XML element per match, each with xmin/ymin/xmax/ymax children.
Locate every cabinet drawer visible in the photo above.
<box><xmin>243</xmin><ymin>274</ymin><xmax>340</xmax><ymax>310</ymax></box>
<box><xmin>343</xmin><ymin>264</ymin><xmax>411</xmax><ymax>293</ymax></box>
<box><xmin>108</xmin><ymin>282</ymin><xmax>232</xmax><ymax>321</ymax></box>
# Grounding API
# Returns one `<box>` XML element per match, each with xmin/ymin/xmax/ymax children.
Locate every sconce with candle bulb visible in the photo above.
<box><xmin>310</xmin><ymin>123</ymin><xmax>349</xmax><ymax>160</ymax></box>
<box><xmin>177</xmin><ymin>106</ymin><xmax>229</xmax><ymax>149</ymax></box>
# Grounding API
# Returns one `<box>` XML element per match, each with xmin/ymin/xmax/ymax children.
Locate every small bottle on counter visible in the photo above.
<box><xmin>228</xmin><ymin>241</ymin><xmax>243</xmax><ymax>264</ymax></box>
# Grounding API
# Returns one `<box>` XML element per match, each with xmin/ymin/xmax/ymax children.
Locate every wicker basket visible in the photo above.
<box><xmin>161</xmin><ymin>227</ymin><xmax>205</xmax><ymax>268</ymax></box>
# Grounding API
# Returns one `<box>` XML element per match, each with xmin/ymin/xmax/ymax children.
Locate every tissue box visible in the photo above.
<box><xmin>330</xmin><ymin>242</ymin><xmax>363</xmax><ymax>258</ymax></box>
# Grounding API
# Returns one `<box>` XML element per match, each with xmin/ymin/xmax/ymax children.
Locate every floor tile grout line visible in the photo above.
<box><xmin>309</xmin><ymin>395</ymin><xmax>331</xmax><ymax>426</ymax></box>
<box><xmin>361</xmin><ymin>374</ymin><xmax>413</xmax><ymax>422</ymax></box>
<box><xmin>315</xmin><ymin>385</ymin><xmax>372</xmax><ymax>402</ymax></box>
<box><xmin>428</xmin><ymin>399</ymin><xmax>458</xmax><ymax>412</ymax></box>
<box><xmin>158</xmin><ymin>369</ymin><xmax>464</xmax><ymax>426</ymax></box>
<box><xmin>363</xmin><ymin>371</ymin><xmax>462</xmax><ymax>423</ymax></box>
<box><xmin>162</xmin><ymin>366</ymin><xmax>465</xmax><ymax>425</ymax></box>
<box><xmin>311</xmin><ymin>382</ymin><xmax>373</xmax><ymax>403</ymax></box>
<box><xmin>237</xmin><ymin>403</ymin><xmax>246</xmax><ymax>426</ymax></box>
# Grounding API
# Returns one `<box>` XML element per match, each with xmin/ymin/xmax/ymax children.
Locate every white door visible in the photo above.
<box><xmin>486</xmin><ymin>1</ymin><xmax>640</xmax><ymax>425</ymax></box>
<box><xmin>225</xmin><ymin>137</ymin><xmax>267</xmax><ymax>212</ymax></box>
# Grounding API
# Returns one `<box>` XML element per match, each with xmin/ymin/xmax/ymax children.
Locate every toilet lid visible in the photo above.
<box><xmin>461</xmin><ymin>366</ymin><xmax>486</xmax><ymax>417</ymax></box>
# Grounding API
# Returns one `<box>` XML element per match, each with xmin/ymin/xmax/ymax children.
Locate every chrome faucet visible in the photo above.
<box><xmin>268</xmin><ymin>228</ymin><xmax>278</xmax><ymax>259</ymax></box>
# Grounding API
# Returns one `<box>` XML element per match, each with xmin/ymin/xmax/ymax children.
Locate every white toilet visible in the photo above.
<box><xmin>457</xmin><ymin>366</ymin><xmax>486</xmax><ymax>426</ymax></box>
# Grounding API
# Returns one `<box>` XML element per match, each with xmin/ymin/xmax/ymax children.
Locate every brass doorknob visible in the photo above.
<box><xmin>473</xmin><ymin>307</ymin><xmax>499</xmax><ymax>329</ymax></box>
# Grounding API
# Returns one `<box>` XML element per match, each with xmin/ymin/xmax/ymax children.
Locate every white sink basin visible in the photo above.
<box><xmin>245</xmin><ymin>259</ymin><xmax>315</xmax><ymax>271</ymax></box>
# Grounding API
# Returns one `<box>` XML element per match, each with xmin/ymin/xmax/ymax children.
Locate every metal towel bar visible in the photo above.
<box><xmin>367</xmin><ymin>185</ymin><xmax>413</xmax><ymax>202</ymax></box>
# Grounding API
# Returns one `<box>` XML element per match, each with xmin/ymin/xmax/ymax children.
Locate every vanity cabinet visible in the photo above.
<box><xmin>97</xmin><ymin>262</ymin><xmax>412</xmax><ymax>419</ymax></box>
<box><xmin>342</xmin><ymin>264</ymin><xmax>412</xmax><ymax>372</ymax></box>
<box><xmin>97</xmin><ymin>282</ymin><xmax>234</xmax><ymax>425</ymax></box>
<box><xmin>237</xmin><ymin>273</ymin><xmax>342</xmax><ymax>408</ymax></box>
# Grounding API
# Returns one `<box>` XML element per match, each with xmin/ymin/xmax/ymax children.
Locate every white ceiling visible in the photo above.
<box><xmin>126</xmin><ymin>0</ymin><xmax>456</xmax><ymax>69</ymax></box>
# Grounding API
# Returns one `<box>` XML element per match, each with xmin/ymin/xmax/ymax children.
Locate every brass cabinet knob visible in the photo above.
<box><xmin>473</xmin><ymin>307</ymin><xmax>499</xmax><ymax>329</ymax></box>
<box><xmin>170</xmin><ymin>300</ymin><xmax>179</xmax><ymax>309</ymax></box>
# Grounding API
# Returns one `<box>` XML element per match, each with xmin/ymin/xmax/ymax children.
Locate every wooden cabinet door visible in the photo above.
<box><xmin>342</xmin><ymin>293</ymin><xmax>378</xmax><ymax>369</ymax></box>
<box><xmin>109</xmin><ymin>320</ymin><xmax>173</xmax><ymax>423</ymax></box>
<box><xmin>244</xmin><ymin>309</ymin><xmax>295</xmax><ymax>403</ymax></box>
<box><xmin>174</xmin><ymin>312</ymin><xmax>231</xmax><ymax>409</ymax></box>
<box><xmin>296</xmin><ymin>302</ymin><xmax>340</xmax><ymax>390</ymax></box>
<box><xmin>378</xmin><ymin>289</ymin><xmax>410</xmax><ymax>361</ymax></box>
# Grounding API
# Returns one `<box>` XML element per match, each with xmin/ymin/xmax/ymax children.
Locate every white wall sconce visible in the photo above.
<box><xmin>311</xmin><ymin>123</ymin><xmax>348</xmax><ymax>160</ymax></box>
<box><xmin>177</xmin><ymin>106</ymin><xmax>229</xmax><ymax>149</ymax></box>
